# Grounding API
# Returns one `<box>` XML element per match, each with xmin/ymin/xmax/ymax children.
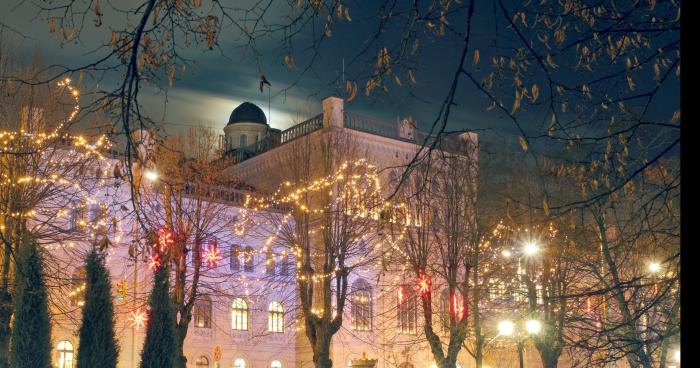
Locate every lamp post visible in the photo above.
<box><xmin>498</xmin><ymin>318</ymin><xmax>541</xmax><ymax>368</ymax></box>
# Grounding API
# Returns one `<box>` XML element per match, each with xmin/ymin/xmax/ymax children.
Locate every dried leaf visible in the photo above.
<box><xmin>543</xmin><ymin>199</ymin><xmax>550</xmax><ymax>216</ymax></box>
<box><xmin>345</xmin><ymin>7</ymin><xmax>352</xmax><ymax>22</ymax></box>
<box><xmin>284</xmin><ymin>54</ymin><xmax>297</xmax><ymax>70</ymax></box>
<box><xmin>49</xmin><ymin>18</ymin><xmax>56</xmax><ymax>33</ymax></box>
<box><xmin>531</xmin><ymin>84</ymin><xmax>539</xmax><ymax>102</ymax></box>
<box><xmin>511</xmin><ymin>90</ymin><xmax>521</xmax><ymax>114</ymax></box>
<box><xmin>167</xmin><ymin>65</ymin><xmax>175</xmax><ymax>87</ymax></box>
<box><xmin>408</xmin><ymin>70</ymin><xmax>416</xmax><ymax>85</ymax></box>
<box><xmin>337</xmin><ymin>4</ymin><xmax>343</xmax><ymax>19</ymax></box>
<box><xmin>473</xmin><ymin>49</ymin><xmax>480</xmax><ymax>65</ymax></box>
<box><xmin>394</xmin><ymin>75</ymin><xmax>402</xmax><ymax>86</ymax></box>
<box><xmin>324</xmin><ymin>25</ymin><xmax>332</xmax><ymax>38</ymax></box>
<box><xmin>411</xmin><ymin>38</ymin><xmax>419</xmax><ymax>55</ymax></box>
<box><xmin>671</xmin><ymin>110</ymin><xmax>680</xmax><ymax>124</ymax></box>
<box><xmin>519</xmin><ymin>136</ymin><xmax>528</xmax><ymax>151</ymax></box>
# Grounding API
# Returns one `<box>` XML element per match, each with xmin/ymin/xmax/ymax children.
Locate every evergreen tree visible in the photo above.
<box><xmin>76</xmin><ymin>247</ymin><xmax>119</xmax><ymax>368</ymax></box>
<box><xmin>9</xmin><ymin>231</ymin><xmax>52</xmax><ymax>368</ymax></box>
<box><xmin>139</xmin><ymin>258</ymin><xmax>176</xmax><ymax>368</ymax></box>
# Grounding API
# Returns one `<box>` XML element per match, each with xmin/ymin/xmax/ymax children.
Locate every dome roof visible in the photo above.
<box><xmin>227</xmin><ymin>102</ymin><xmax>267</xmax><ymax>126</ymax></box>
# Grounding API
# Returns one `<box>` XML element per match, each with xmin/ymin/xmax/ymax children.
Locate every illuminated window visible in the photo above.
<box><xmin>266</xmin><ymin>250</ymin><xmax>276</xmax><ymax>275</ymax></box>
<box><xmin>268</xmin><ymin>301</ymin><xmax>284</xmax><ymax>333</ymax></box>
<box><xmin>230</xmin><ymin>245</ymin><xmax>241</xmax><ymax>271</ymax></box>
<box><xmin>232</xmin><ymin>298</ymin><xmax>249</xmax><ymax>331</ymax></box>
<box><xmin>194</xmin><ymin>296</ymin><xmax>212</xmax><ymax>328</ymax></box>
<box><xmin>271</xmin><ymin>360</ymin><xmax>282</xmax><ymax>368</ymax></box>
<box><xmin>351</xmin><ymin>279</ymin><xmax>372</xmax><ymax>331</ymax></box>
<box><xmin>397</xmin><ymin>285</ymin><xmax>417</xmax><ymax>334</ymax></box>
<box><xmin>234</xmin><ymin>358</ymin><xmax>246</xmax><ymax>368</ymax></box>
<box><xmin>244</xmin><ymin>246</ymin><xmax>255</xmax><ymax>272</ymax></box>
<box><xmin>70</xmin><ymin>267</ymin><xmax>86</xmax><ymax>307</ymax></box>
<box><xmin>195</xmin><ymin>356</ymin><xmax>210</xmax><ymax>367</ymax></box>
<box><xmin>56</xmin><ymin>340</ymin><xmax>74</xmax><ymax>368</ymax></box>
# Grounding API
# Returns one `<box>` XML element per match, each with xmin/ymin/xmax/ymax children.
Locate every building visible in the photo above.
<box><xmin>41</xmin><ymin>96</ymin><xmax>551</xmax><ymax>368</ymax></box>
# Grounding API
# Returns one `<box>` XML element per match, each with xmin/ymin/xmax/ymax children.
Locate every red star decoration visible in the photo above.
<box><xmin>129</xmin><ymin>308</ymin><xmax>148</xmax><ymax>329</ymax></box>
<box><xmin>416</xmin><ymin>274</ymin><xmax>431</xmax><ymax>297</ymax></box>
<box><xmin>157</xmin><ymin>228</ymin><xmax>174</xmax><ymax>252</ymax></box>
<box><xmin>147</xmin><ymin>254</ymin><xmax>161</xmax><ymax>271</ymax></box>
<box><xmin>203</xmin><ymin>243</ymin><xmax>222</xmax><ymax>267</ymax></box>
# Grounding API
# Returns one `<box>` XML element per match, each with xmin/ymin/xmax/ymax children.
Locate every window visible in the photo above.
<box><xmin>231</xmin><ymin>245</ymin><xmax>241</xmax><ymax>271</ymax></box>
<box><xmin>278</xmin><ymin>254</ymin><xmax>292</xmax><ymax>276</ymax></box>
<box><xmin>397</xmin><ymin>285</ymin><xmax>417</xmax><ymax>334</ymax></box>
<box><xmin>244</xmin><ymin>246</ymin><xmax>255</xmax><ymax>272</ymax></box>
<box><xmin>351</xmin><ymin>280</ymin><xmax>372</xmax><ymax>331</ymax></box>
<box><xmin>268</xmin><ymin>301</ymin><xmax>284</xmax><ymax>333</ymax></box>
<box><xmin>57</xmin><ymin>341</ymin><xmax>74</xmax><ymax>368</ymax></box>
<box><xmin>232</xmin><ymin>298</ymin><xmax>249</xmax><ymax>331</ymax></box>
<box><xmin>70</xmin><ymin>267</ymin><xmax>86</xmax><ymax>307</ymax></box>
<box><xmin>240</xmin><ymin>134</ymin><xmax>247</xmax><ymax>147</ymax></box>
<box><xmin>194</xmin><ymin>296</ymin><xmax>212</xmax><ymax>328</ymax></box>
<box><xmin>234</xmin><ymin>358</ymin><xmax>246</xmax><ymax>368</ymax></box>
<box><xmin>69</xmin><ymin>202</ymin><xmax>86</xmax><ymax>231</ymax></box>
<box><xmin>271</xmin><ymin>360</ymin><xmax>282</xmax><ymax>368</ymax></box>
<box><xmin>440</xmin><ymin>289</ymin><xmax>450</xmax><ymax>329</ymax></box>
<box><xmin>195</xmin><ymin>356</ymin><xmax>210</xmax><ymax>367</ymax></box>
<box><xmin>266</xmin><ymin>250</ymin><xmax>276</xmax><ymax>275</ymax></box>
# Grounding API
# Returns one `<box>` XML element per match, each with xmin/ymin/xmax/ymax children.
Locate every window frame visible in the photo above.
<box><xmin>268</xmin><ymin>301</ymin><xmax>285</xmax><ymax>333</ymax></box>
<box><xmin>231</xmin><ymin>298</ymin><xmax>249</xmax><ymax>331</ymax></box>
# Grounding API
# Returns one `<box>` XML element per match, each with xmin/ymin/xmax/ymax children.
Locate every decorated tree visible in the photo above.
<box><xmin>9</xmin><ymin>230</ymin><xmax>52</xmax><ymax>368</ymax></box>
<box><xmin>76</xmin><ymin>247</ymin><xmax>119</xmax><ymax>368</ymax></box>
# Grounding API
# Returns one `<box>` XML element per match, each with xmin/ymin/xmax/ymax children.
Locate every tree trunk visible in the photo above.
<box><xmin>311</xmin><ymin>329</ymin><xmax>333</xmax><ymax>368</ymax></box>
<box><xmin>0</xmin><ymin>221</ymin><xmax>18</xmax><ymax>368</ymax></box>
<box><xmin>537</xmin><ymin>349</ymin><xmax>560</xmax><ymax>368</ymax></box>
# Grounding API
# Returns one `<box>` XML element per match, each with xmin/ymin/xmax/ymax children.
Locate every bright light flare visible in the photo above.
<box><xmin>501</xmin><ymin>249</ymin><xmax>512</xmax><ymax>258</ymax></box>
<box><xmin>648</xmin><ymin>261</ymin><xmax>662</xmax><ymax>274</ymax></box>
<box><xmin>144</xmin><ymin>170</ymin><xmax>158</xmax><ymax>181</ymax></box>
<box><xmin>525</xmin><ymin>319</ymin><xmax>542</xmax><ymax>335</ymax></box>
<box><xmin>674</xmin><ymin>349</ymin><xmax>680</xmax><ymax>363</ymax></box>
<box><xmin>523</xmin><ymin>241</ymin><xmax>540</xmax><ymax>256</ymax></box>
<box><xmin>498</xmin><ymin>320</ymin><xmax>515</xmax><ymax>336</ymax></box>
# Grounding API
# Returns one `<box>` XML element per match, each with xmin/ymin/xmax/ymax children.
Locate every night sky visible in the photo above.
<box><xmin>2</xmin><ymin>0</ymin><xmax>679</xmax><ymax>150</ymax></box>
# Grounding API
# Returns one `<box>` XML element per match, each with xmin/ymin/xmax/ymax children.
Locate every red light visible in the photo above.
<box><xmin>451</xmin><ymin>293</ymin><xmax>465</xmax><ymax>320</ymax></box>
<box><xmin>203</xmin><ymin>243</ymin><xmax>222</xmax><ymax>267</ymax></box>
<box><xmin>147</xmin><ymin>254</ymin><xmax>161</xmax><ymax>271</ymax></box>
<box><xmin>416</xmin><ymin>274</ymin><xmax>431</xmax><ymax>297</ymax></box>
<box><xmin>157</xmin><ymin>228</ymin><xmax>174</xmax><ymax>252</ymax></box>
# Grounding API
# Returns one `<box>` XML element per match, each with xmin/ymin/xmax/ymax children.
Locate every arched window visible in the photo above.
<box><xmin>232</xmin><ymin>298</ymin><xmax>249</xmax><ymax>331</ymax></box>
<box><xmin>56</xmin><ymin>341</ymin><xmax>74</xmax><ymax>368</ymax></box>
<box><xmin>271</xmin><ymin>360</ymin><xmax>282</xmax><ymax>368</ymax></box>
<box><xmin>268</xmin><ymin>301</ymin><xmax>284</xmax><ymax>333</ymax></box>
<box><xmin>351</xmin><ymin>279</ymin><xmax>372</xmax><ymax>331</ymax></box>
<box><xmin>397</xmin><ymin>285</ymin><xmax>417</xmax><ymax>334</ymax></box>
<box><xmin>194</xmin><ymin>296</ymin><xmax>212</xmax><ymax>328</ymax></box>
<box><xmin>234</xmin><ymin>358</ymin><xmax>246</xmax><ymax>368</ymax></box>
<box><xmin>195</xmin><ymin>356</ymin><xmax>210</xmax><ymax>367</ymax></box>
<box><xmin>265</xmin><ymin>250</ymin><xmax>276</xmax><ymax>275</ymax></box>
<box><xmin>70</xmin><ymin>267</ymin><xmax>86</xmax><ymax>307</ymax></box>
<box><xmin>243</xmin><ymin>246</ymin><xmax>255</xmax><ymax>272</ymax></box>
<box><xmin>240</xmin><ymin>134</ymin><xmax>247</xmax><ymax>147</ymax></box>
<box><xmin>230</xmin><ymin>245</ymin><xmax>241</xmax><ymax>271</ymax></box>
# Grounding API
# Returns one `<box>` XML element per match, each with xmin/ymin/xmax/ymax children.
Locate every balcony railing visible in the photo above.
<box><xmin>343</xmin><ymin>111</ymin><xmax>433</xmax><ymax>145</ymax></box>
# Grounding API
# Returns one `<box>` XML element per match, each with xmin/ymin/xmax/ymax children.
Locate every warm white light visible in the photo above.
<box><xmin>675</xmin><ymin>349</ymin><xmax>680</xmax><ymax>363</ymax></box>
<box><xmin>523</xmin><ymin>241</ymin><xmax>539</xmax><ymax>256</ymax></box>
<box><xmin>144</xmin><ymin>170</ymin><xmax>158</xmax><ymax>181</ymax></box>
<box><xmin>525</xmin><ymin>319</ymin><xmax>542</xmax><ymax>335</ymax></box>
<box><xmin>498</xmin><ymin>320</ymin><xmax>515</xmax><ymax>336</ymax></box>
<box><xmin>648</xmin><ymin>262</ymin><xmax>661</xmax><ymax>274</ymax></box>
<box><xmin>501</xmin><ymin>249</ymin><xmax>512</xmax><ymax>258</ymax></box>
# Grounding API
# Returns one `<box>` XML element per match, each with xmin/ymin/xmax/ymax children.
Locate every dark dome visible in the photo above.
<box><xmin>227</xmin><ymin>102</ymin><xmax>267</xmax><ymax>126</ymax></box>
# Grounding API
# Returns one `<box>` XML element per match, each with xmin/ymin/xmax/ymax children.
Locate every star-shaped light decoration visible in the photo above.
<box><xmin>129</xmin><ymin>308</ymin><xmax>148</xmax><ymax>329</ymax></box>
<box><xmin>157</xmin><ymin>227</ymin><xmax>174</xmax><ymax>252</ymax></box>
<box><xmin>416</xmin><ymin>273</ymin><xmax>431</xmax><ymax>297</ymax></box>
<box><xmin>203</xmin><ymin>243</ymin><xmax>222</xmax><ymax>268</ymax></box>
<box><xmin>147</xmin><ymin>254</ymin><xmax>161</xmax><ymax>271</ymax></box>
<box><xmin>451</xmin><ymin>293</ymin><xmax>465</xmax><ymax>320</ymax></box>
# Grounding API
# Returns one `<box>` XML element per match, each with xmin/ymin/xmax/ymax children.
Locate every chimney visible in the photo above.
<box><xmin>322</xmin><ymin>96</ymin><xmax>344</xmax><ymax>128</ymax></box>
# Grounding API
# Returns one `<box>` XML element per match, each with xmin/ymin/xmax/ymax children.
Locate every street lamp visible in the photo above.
<box><xmin>497</xmin><ymin>318</ymin><xmax>541</xmax><ymax>368</ymax></box>
<box><xmin>522</xmin><ymin>241</ymin><xmax>539</xmax><ymax>256</ymax></box>
<box><xmin>648</xmin><ymin>261</ymin><xmax>661</xmax><ymax>274</ymax></box>
<box><xmin>144</xmin><ymin>170</ymin><xmax>158</xmax><ymax>182</ymax></box>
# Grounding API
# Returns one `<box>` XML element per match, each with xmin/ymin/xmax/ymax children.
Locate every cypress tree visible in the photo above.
<box><xmin>9</xmin><ymin>231</ymin><xmax>52</xmax><ymax>368</ymax></box>
<box><xmin>76</xmin><ymin>247</ymin><xmax>119</xmax><ymax>368</ymax></box>
<box><xmin>139</xmin><ymin>259</ymin><xmax>176</xmax><ymax>368</ymax></box>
